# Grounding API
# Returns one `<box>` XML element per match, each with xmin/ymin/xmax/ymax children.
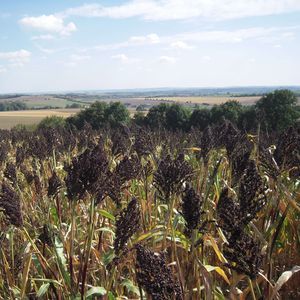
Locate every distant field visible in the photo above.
<box><xmin>0</xmin><ymin>109</ymin><xmax>79</xmax><ymax>129</ymax></box>
<box><xmin>148</xmin><ymin>96</ymin><xmax>261</xmax><ymax>105</ymax></box>
<box><xmin>0</xmin><ymin>95</ymin><xmax>82</xmax><ymax>109</ymax></box>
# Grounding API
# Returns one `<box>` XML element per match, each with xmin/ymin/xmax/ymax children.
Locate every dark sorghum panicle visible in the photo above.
<box><xmin>38</xmin><ymin>224</ymin><xmax>53</xmax><ymax>247</ymax></box>
<box><xmin>28</xmin><ymin>135</ymin><xmax>48</xmax><ymax>160</ymax></box>
<box><xmin>135</xmin><ymin>244</ymin><xmax>183</xmax><ymax>300</ymax></box>
<box><xmin>115</xmin><ymin>155</ymin><xmax>141</xmax><ymax>183</ymax></box>
<box><xmin>181</xmin><ymin>185</ymin><xmax>203</xmax><ymax>237</ymax></box>
<box><xmin>33</xmin><ymin>174</ymin><xmax>43</xmax><ymax>196</ymax></box>
<box><xmin>16</xmin><ymin>146</ymin><xmax>27</xmax><ymax>167</ymax></box>
<box><xmin>274</xmin><ymin>124</ymin><xmax>300</xmax><ymax>172</ymax></box>
<box><xmin>154</xmin><ymin>153</ymin><xmax>194</xmax><ymax>201</ymax></box>
<box><xmin>199</xmin><ymin>126</ymin><xmax>215</xmax><ymax>163</ymax></box>
<box><xmin>4</xmin><ymin>162</ymin><xmax>17</xmax><ymax>185</ymax></box>
<box><xmin>217</xmin><ymin>187</ymin><xmax>265</xmax><ymax>279</ymax></box>
<box><xmin>239</xmin><ymin>160</ymin><xmax>267</xmax><ymax>225</ymax></box>
<box><xmin>0</xmin><ymin>182</ymin><xmax>23</xmax><ymax>227</ymax></box>
<box><xmin>114</xmin><ymin>198</ymin><xmax>140</xmax><ymax>255</ymax></box>
<box><xmin>47</xmin><ymin>171</ymin><xmax>62</xmax><ymax>197</ymax></box>
<box><xmin>20</xmin><ymin>165</ymin><xmax>35</xmax><ymax>185</ymax></box>
<box><xmin>216</xmin><ymin>188</ymin><xmax>242</xmax><ymax>237</ymax></box>
<box><xmin>216</xmin><ymin>120</ymin><xmax>240</xmax><ymax>156</ymax></box>
<box><xmin>133</xmin><ymin>128</ymin><xmax>153</xmax><ymax>157</ymax></box>
<box><xmin>0</xmin><ymin>143</ymin><xmax>9</xmax><ymax>165</ymax></box>
<box><xmin>230</xmin><ymin>136</ymin><xmax>253</xmax><ymax>186</ymax></box>
<box><xmin>77</xmin><ymin>122</ymin><xmax>95</xmax><ymax>150</ymax></box>
<box><xmin>64</xmin><ymin>141</ymin><xmax>108</xmax><ymax>201</ymax></box>
<box><xmin>111</xmin><ymin>128</ymin><xmax>131</xmax><ymax>157</ymax></box>
<box><xmin>142</xmin><ymin>160</ymin><xmax>154</xmax><ymax>180</ymax></box>
<box><xmin>61</xmin><ymin>129</ymin><xmax>77</xmax><ymax>152</ymax></box>
<box><xmin>224</xmin><ymin>230</ymin><xmax>263</xmax><ymax>279</ymax></box>
<box><xmin>258</xmin><ymin>142</ymin><xmax>280</xmax><ymax>179</ymax></box>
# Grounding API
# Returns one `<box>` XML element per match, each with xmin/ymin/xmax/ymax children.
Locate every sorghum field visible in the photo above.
<box><xmin>0</xmin><ymin>121</ymin><xmax>299</xmax><ymax>299</ymax></box>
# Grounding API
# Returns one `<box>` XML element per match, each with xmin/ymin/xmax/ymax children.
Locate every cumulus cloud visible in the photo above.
<box><xmin>0</xmin><ymin>49</ymin><xmax>31</xmax><ymax>67</ymax></box>
<box><xmin>158</xmin><ymin>56</ymin><xmax>176</xmax><ymax>64</ymax></box>
<box><xmin>64</xmin><ymin>0</ymin><xmax>300</xmax><ymax>21</ymax></box>
<box><xmin>19</xmin><ymin>14</ymin><xmax>77</xmax><ymax>36</ymax></box>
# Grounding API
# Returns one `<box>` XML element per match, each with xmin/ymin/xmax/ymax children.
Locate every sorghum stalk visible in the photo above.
<box><xmin>80</xmin><ymin>197</ymin><xmax>96</xmax><ymax>299</ymax></box>
<box><xmin>69</xmin><ymin>200</ymin><xmax>76</xmax><ymax>296</ymax></box>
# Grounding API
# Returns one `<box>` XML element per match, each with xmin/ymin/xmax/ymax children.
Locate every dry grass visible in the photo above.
<box><xmin>0</xmin><ymin>109</ymin><xmax>79</xmax><ymax>129</ymax></box>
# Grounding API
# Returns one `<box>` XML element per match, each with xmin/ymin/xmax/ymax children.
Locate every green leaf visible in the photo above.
<box><xmin>98</xmin><ymin>209</ymin><xmax>115</xmax><ymax>222</ymax></box>
<box><xmin>108</xmin><ymin>291</ymin><xmax>116</xmax><ymax>300</ymax></box>
<box><xmin>97</xmin><ymin>227</ymin><xmax>115</xmax><ymax>236</ymax></box>
<box><xmin>37</xmin><ymin>283</ymin><xmax>50</xmax><ymax>298</ymax></box>
<box><xmin>86</xmin><ymin>286</ymin><xmax>107</xmax><ymax>299</ymax></box>
<box><xmin>102</xmin><ymin>249</ymin><xmax>115</xmax><ymax>266</ymax></box>
<box><xmin>32</xmin><ymin>254</ymin><xmax>43</xmax><ymax>276</ymax></box>
<box><xmin>121</xmin><ymin>279</ymin><xmax>140</xmax><ymax>296</ymax></box>
<box><xmin>54</xmin><ymin>236</ymin><xmax>71</xmax><ymax>287</ymax></box>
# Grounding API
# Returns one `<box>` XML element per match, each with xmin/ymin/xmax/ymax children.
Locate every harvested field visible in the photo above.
<box><xmin>0</xmin><ymin>109</ymin><xmax>79</xmax><ymax>129</ymax></box>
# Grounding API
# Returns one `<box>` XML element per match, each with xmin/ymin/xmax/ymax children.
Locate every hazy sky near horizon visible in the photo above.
<box><xmin>0</xmin><ymin>0</ymin><xmax>300</xmax><ymax>93</ymax></box>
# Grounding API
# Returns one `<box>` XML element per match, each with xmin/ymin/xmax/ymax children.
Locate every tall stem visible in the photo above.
<box><xmin>81</xmin><ymin>197</ymin><xmax>96</xmax><ymax>299</ymax></box>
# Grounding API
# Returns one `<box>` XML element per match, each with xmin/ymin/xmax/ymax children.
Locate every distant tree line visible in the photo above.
<box><xmin>66</xmin><ymin>101</ymin><xmax>130</xmax><ymax>130</ymax></box>
<box><xmin>0</xmin><ymin>101</ymin><xmax>28</xmax><ymax>111</ymax></box>
<box><xmin>59</xmin><ymin>89</ymin><xmax>299</xmax><ymax>133</ymax></box>
<box><xmin>134</xmin><ymin>89</ymin><xmax>299</xmax><ymax>132</ymax></box>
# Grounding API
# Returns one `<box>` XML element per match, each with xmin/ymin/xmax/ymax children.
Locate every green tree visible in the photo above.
<box><xmin>146</xmin><ymin>103</ymin><xmax>168</xmax><ymax>129</ymax></box>
<box><xmin>255</xmin><ymin>89</ymin><xmax>299</xmax><ymax>132</ymax></box>
<box><xmin>133</xmin><ymin>111</ymin><xmax>146</xmax><ymax>126</ymax></box>
<box><xmin>189</xmin><ymin>108</ymin><xmax>211</xmax><ymax>130</ymax></box>
<box><xmin>210</xmin><ymin>100</ymin><xmax>243</xmax><ymax>125</ymax></box>
<box><xmin>104</xmin><ymin>102</ymin><xmax>130</xmax><ymax>128</ymax></box>
<box><xmin>165</xmin><ymin>104</ymin><xmax>191</xmax><ymax>131</ymax></box>
<box><xmin>38</xmin><ymin>116</ymin><xmax>66</xmax><ymax>129</ymax></box>
<box><xmin>238</xmin><ymin>106</ymin><xmax>257</xmax><ymax>132</ymax></box>
<box><xmin>66</xmin><ymin>101</ymin><xmax>130</xmax><ymax>129</ymax></box>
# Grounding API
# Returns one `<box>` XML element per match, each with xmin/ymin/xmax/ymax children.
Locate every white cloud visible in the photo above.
<box><xmin>158</xmin><ymin>56</ymin><xmax>176</xmax><ymax>64</ymax></box>
<box><xmin>31</xmin><ymin>34</ymin><xmax>55</xmax><ymax>41</ymax></box>
<box><xmin>0</xmin><ymin>49</ymin><xmax>31</xmax><ymax>67</ymax></box>
<box><xmin>111</xmin><ymin>54</ymin><xmax>141</xmax><ymax>64</ymax></box>
<box><xmin>0</xmin><ymin>66</ymin><xmax>7</xmax><ymax>73</ymax></box>
<box><xmin>19</xmin><ymin>14</ymin><xmax>77</xmax><ymax>36</ymax></box>
<box><xmin>170</xmin><ymin>41</ymin><xmax>193</xmax><ymax>49</ymax></box>
<box><xmin>64</xmin><ymin>54</ymin><xmax>91</xmax><ymax>67</ymax></box>
<box><xmin>174</xmin><ymin>26</ymin><xmax>299</xmax><ymax>44</ymax></box>
<box><xmin>64</xmin><ymin>0</ymin><xmax>300</xmax><ymax>21</ymax></box>
<box><xmin>34</xmin><ymin>44</ymin><xmax>57</xmax><ymax>54</ymax></box>
<box><xmin>84</xmin><ymin>26</ymin><xmax>296</xmax><ymax>55</ymax></box>
<box><xmin>112</xmin><ymin>54</ymin><xmax>129</xmax><ymax>63</ymax></box>
<box><xmin>89</xmin><ymin>33</ymin><xmax>160</xmax><ymax>52</ymax></box>
<box><xmin>129</xmin><ymin>33</ymin><xmax>160</xmax><ymax>44</ymax></box>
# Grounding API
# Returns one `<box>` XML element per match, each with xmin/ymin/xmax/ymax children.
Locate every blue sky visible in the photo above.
<box><xmin>0</xmin><ymin>0</ymin><xmax>300</xmax><ymax>93</ymax></box>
